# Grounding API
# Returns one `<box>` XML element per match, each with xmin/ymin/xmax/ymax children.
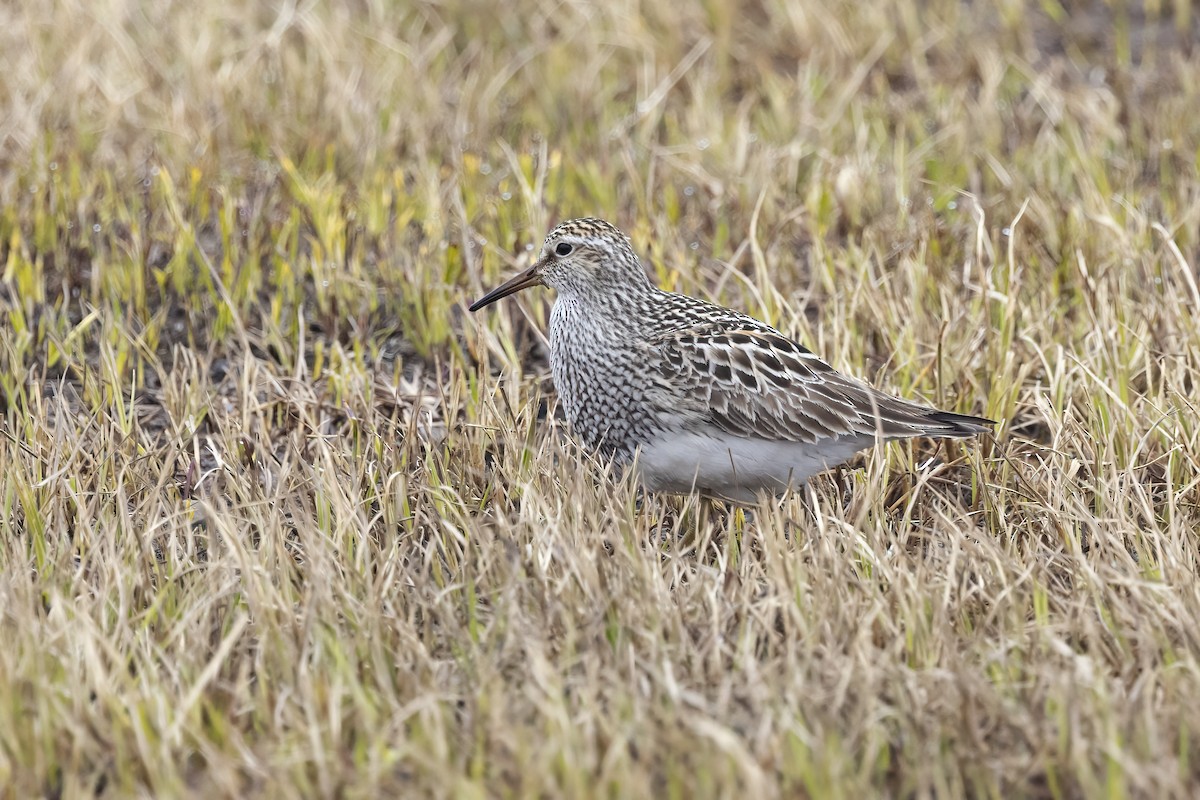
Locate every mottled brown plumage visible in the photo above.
<box><xmin>470</xmin><ymin>218</ymin><xmax>993</xmax><ymax>502</ymax></box>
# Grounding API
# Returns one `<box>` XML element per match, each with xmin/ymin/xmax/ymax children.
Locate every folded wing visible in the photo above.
<box><xmin>646</xmin><ymin>321</ymin><xmax>992</xmax><ymax>444</ymax></box>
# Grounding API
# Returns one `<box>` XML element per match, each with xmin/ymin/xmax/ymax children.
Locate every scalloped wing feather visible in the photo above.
<box><xmin>647</xmin><ymin>321</ymin><xmax>990</xmax><ymax>445</ymax></box>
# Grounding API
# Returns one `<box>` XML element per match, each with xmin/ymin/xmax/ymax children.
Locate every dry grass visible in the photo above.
<box><xmin>2</xmin><ymin>0</ymin><xmax>1199</xmax><ymax>796</ymax></box>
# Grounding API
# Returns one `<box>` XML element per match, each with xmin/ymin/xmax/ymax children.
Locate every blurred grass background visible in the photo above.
<box><xmin>1</xmin><ymin>0</ymin><xmax>1199</xmax><ymax>796</ymax></box>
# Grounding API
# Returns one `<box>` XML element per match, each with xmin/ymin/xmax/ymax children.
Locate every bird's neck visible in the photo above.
<box><xmin>552</xmin><ymin>283</ymin><xmax>657</xmax><ymax>326</ymax></box>
<box><xmin>550</xmin><ymin>284</ymin><xmax>661</xmax><ymax>346</ymax></box>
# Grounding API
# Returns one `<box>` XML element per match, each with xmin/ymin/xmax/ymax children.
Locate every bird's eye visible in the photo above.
<box><xmin>554</xmin><ymin>242</ymin><xmax>573</xmax><ymax>257</ymax></box>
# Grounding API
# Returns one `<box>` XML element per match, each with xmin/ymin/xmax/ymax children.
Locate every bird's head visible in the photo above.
<box><xmin>469</xmin><ymin>217</ymin><xmax>650</xmax><ymax>311</ymax></box>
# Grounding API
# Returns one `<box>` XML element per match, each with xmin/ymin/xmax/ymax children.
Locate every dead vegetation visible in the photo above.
<box><xmin>1</xmin><ymin>0</ymin><xmax>1198</xmax><ymax>796</ymax></box>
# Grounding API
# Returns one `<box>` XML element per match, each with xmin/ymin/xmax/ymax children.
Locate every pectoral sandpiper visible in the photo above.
<box><xmin>470</xmin><ymin>218</ymin><xmax>993</xmax><ymax>503</ymax></box>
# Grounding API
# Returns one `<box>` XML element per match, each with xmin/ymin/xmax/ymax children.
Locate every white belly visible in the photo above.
<box><xmin>636</xmin><ymin>430</ymin><xmax>875</xmax><ymax>503</ymax></box>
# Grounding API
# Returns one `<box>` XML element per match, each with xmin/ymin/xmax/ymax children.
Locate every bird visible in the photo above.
<box><xmin>469</xmin><ymin>217</ymin><xmax>994</xmax><ymax>503</ymax></box>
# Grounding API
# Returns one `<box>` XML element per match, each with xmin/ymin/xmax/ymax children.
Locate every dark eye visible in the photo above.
<box><xmin>554</xmin><ymin>242</ymin><xmax>573</xmax><ymax>257</ymax></box>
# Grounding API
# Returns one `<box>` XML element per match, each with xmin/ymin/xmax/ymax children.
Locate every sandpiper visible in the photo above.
<box><xmin>470</xmin><ymin>218</ymin><xmax>993</xmax><ymax>503</ymax></box>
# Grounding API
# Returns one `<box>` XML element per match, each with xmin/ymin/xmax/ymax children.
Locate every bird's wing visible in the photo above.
<box><xmin>645</xmin><ymin>321</ymin><xmax>986</xmax><ymax>444</ymax></box>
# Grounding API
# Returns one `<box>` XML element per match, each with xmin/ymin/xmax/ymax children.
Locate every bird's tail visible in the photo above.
<box><xmin>924</xmin><ymin>409</ymin><xmax>996</xmax><ymax>438</ymax></box>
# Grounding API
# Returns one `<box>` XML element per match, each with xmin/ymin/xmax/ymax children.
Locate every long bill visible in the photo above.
<box><xmin>468</xmin><ymin>263</ymin><xmax>543</xmax><ymax>311</ymax></box>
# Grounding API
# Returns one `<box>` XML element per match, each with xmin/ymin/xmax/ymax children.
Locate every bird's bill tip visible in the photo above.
<box><xmin>468</xmin><ymin>265</ymin><xmax>543</xmax><ymax>312</ymax></box>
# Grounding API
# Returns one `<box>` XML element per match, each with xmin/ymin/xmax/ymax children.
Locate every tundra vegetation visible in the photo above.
<box><xmin>0</xmin><ymin>1</ymin><xmax>1198</xmax><ymax>796</ymax></box>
